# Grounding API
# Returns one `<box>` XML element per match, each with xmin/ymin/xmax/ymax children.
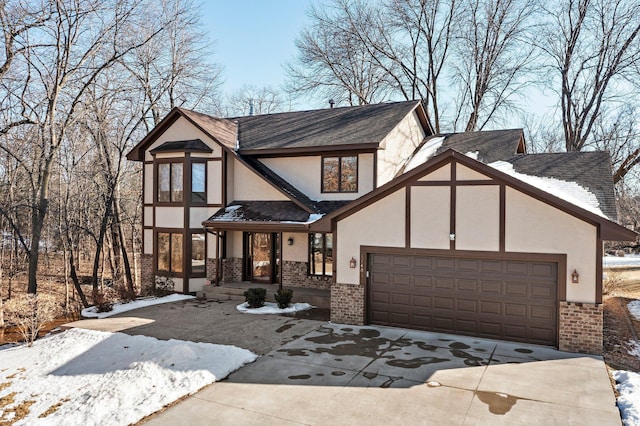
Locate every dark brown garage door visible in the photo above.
<box><xmin>368</xmin><ymin>252</ymin><xmax>558</xmax><ymax>346</ymax></box>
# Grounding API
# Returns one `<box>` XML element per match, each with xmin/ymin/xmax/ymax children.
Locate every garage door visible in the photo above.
<box><xmin>368</xmin><ymin>252</ymin><xmax>558</xmax><ymax>346</ymax></box>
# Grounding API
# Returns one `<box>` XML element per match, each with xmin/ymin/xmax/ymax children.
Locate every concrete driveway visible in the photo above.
<box><xmin>66</xmin><ymin>299</ymin><xmax>620</xmax><ymax>425</ymax></box>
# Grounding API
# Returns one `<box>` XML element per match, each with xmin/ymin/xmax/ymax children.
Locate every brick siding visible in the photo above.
<box><xmin>139</xmin><ymin>253</ymin><xmax>154</xmax><ymax>295</ymax></box>
<box><xmin>559</xmin><ymin>301</ymin><xmax>603</xmax><ymax>355</ymax></box>
<box><xmin>282</xmin><ymin>260</ymin><xmax>331</xmax><ymax>290</ymax></box>
<box><xmin>206</xmin><ymin>258</ymin><xmax>219</xmax><ymax>283</ymax></box>
<box><xmin>331</xmin><ymin>283</ymin><xmax>365</xmax><ymax>325</ymax></box>
<box><xmin>221</xmin><ymin>257</ymin><xmax>243</xmax><ymax>283</ymax></box>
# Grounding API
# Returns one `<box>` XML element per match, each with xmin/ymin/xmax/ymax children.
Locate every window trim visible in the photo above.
<box><xmin>308</xmin><ymin>233</ymin><xmax>333</xmax><ymax>277</ymax></box>
<box><xmin>156</xmin><ymin>230</ymin><xmax>184</xmax><ymax>276</ymax></box>
<box><xmin>321</xmin><ymin>155</ymin><xmax>358</xmax><ymax>193</ymax></box>
<box><xmin>189</xmin><ymin>230</ymin><xmax>207</xmax><ymax>277</ymax></box>
<box><xmin>155</xmin><ymin>159</ymin><xmax>184</xmax><ymax>204</ymax></box>
<box><xmin>190</xmin><ymin>161</ymin><xmax>207</xmax><ymax>205</ymax></box>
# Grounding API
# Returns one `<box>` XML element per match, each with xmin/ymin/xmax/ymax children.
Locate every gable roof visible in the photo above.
<box><xmin>234</xmin><ymin>100</ymin><xmax>430</xmax><ymax>155</ymax></box>
<box><xmin>505</xmin><ymin>152</ymin><xmax>617</xmax><ymax>222</ymax></box>
<box><xmin>312</xmin><ymin>149</ymin><xmax>635</xmax><ymax>241</ymax></box>
<box><xmin>438</xmin><ymin>129</ymin><xmax>525</xmax><ymax>163</ymax></box>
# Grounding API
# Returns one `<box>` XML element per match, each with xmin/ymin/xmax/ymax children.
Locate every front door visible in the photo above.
<box><xmin>244</xmin><ymin>232</ymin><xmax>280</xmax><ymax>283</ymax></box>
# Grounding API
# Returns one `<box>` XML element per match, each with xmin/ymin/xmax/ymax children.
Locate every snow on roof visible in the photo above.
<box><xmin>489</xmin><ymin>160</ymin><xmax>606</xmax><ymax>218</ymax></box>
<box><xmin>281</xmin><ymin>213</ymin><xmax>324</xmax><ymax>224</ymax></box>
<box><xmin>404</xmin><ymin>136</ymin><xmax>446</xmax><ymax>172</ymax></box>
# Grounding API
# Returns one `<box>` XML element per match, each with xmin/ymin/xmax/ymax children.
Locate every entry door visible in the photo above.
<box><xmin>244</xmin><ymin>232</ymin><xmax>280</xmax><ymax>283</ymax></box>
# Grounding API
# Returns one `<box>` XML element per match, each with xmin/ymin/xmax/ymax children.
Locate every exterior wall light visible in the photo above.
<box><xmin>449</xmin><ymin>233</ymin><xmax>456</xmax><ymax>241</ymax></box>
<box><xmin>349</xmin><ymin>257</ymin><xmax>357</xmax><ymax>268</ymax></box>
<box><xmin>287</xmin><ymin>237</ymin><xmax>294</xmax><ymax>246</ymax></box>
<box><xmin>571</xmin><ymin>269</ymin><xmax>579</xmax><ymax>284</ymax></box>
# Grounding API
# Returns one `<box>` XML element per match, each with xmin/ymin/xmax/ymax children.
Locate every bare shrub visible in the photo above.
<box><xmin>4</xmin><ymin>294</ymin><xmax>62</xmax><ymax>346</ymax></box>
<box><xmin>152</xmin><ymin>276</ymin><xmax>175</xmax><ymax>297</ymax></box>
<box><xmin>91</xmin><ymin>288</ymin><xmax>117</xmax><ymax>313</ymax></box>
<box><xmin>604</xmin><ymin>271</ymin><xmax>624</xmax><ymax>296</ymax></box>
<box><xmin>114</xmin><ymin>284</ymin><xmax>137</xmax><ymax>304</ymax></box>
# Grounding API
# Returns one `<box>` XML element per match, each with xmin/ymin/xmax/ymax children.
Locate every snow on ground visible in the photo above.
<box><xmin>604</xmin><ymin>255</ymin><xmax>640</xmax><ymax>268</ymax></box>
<box><xmin>0</xmin><ymin>328</ymin><xmax>257</xmax><ymax>425</ymax></box>
<box><xmin>81</xmin><ymin>294</ymin><xmax>194</xmax><ymax>319</ymax></box>
<box><xmin>237</xmin><ymin>301</ymin><xmax>312</xmax><ymax>314</ymax></box>
<box><xmin>628</xmin><ymin>301</ymin><xmax>640</xmax><ymax>322</ymax></box>
<box><xmin>613</xmin><ymin>370</ymin><xmax>640</xmax><ymax>426</ymax></box>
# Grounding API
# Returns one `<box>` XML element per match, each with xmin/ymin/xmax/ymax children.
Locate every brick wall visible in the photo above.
<box><xmin>331</xmin><ymin>283</ymin><xmax>365</xmax><ymax>325</ymax></box>
<box><xmin>139</xmin><ymin>253</ymin><xmax>154</xmax><ymax>295</ymax></box>
<box><xmin>559</xmin><ymin>301</ymin><xmax>603</xmax><ymax>354</ymax></box>
<box><xmin>206</xmin><ymin>258</ymin><xmax>219</xmax><ymax>283</ymax></box>
<box><xmin>282</xmin><ymin>261</ymin><xmax>331</xmax><ymax>290</ymax></box>
<box><xmin>221</xmin><ymin>257</ymin><xmax>243</xmax><ymax>283</ymax></box>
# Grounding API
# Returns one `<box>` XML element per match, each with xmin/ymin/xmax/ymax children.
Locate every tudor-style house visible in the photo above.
<box><xmin>127</xmin><ymin>100</ymin><xmax>635</xmax><ymax>355</ymax></box>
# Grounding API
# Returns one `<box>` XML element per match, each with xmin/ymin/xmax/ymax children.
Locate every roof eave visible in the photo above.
<box><xmin>201</xmin><ymin>220</ymin><xmax>311</xmax><ymax>232</ymax></box>
<box><xmin>238</xmin><ymin>143</ymin><xmax>380</xmax><ymax>157</ymax></box>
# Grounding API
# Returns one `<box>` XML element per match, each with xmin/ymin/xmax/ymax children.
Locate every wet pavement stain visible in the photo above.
<box><xmin>331</xmin><ymin>371</ymin><xmax>346</xmax><ymax>376</ymax></box>
<box><xmin>363</xmin><ymin>372</ymin><xmax>378</xmax><ymax>380</ymax></box>
<box><xmin>341</xmin><ymin>328</ymin><xmax>353</xmax><ymax>332</ymax></box>
<box><xmin>288</xmin><ymin>374</ymin><xmax>311</xmax><ymax>380</ymax></box>
<box><xmin>514</xmin><ymin>348</ymin><xmax>534</xmax><ymax>354</ymax></box>
<box><xmin>316</xmin><ymin>373</ymin><xmax>324</xmax><ymax>376</ymax></box>
<box><xmin>275</xmin><ymin>323</ymin><xmax>295</xmax><ymax>333</ymax></box>
<box><xmin>449</xmin><ymin>349</ymin><xmax>486</xmax><ymax>366</ymax></box>
<box><xmin>449</xmin><ymin>342</ymin><xmax>471</xmax><ymax>350</ymax></box>
<box><xmin>380</xmin><ymin>377</ymin><xmax>399</xmax><ymax>388</ymax></box>
<box><xmin>278</xmin><ymin>328</ymin><xmax>398</xmax><ymax>359</ymax></box>
<box><xmin>386</xmin><ymin>356</ymin><xmax>450</xmax><ymax>369</ymax></box>
<box><xmin>415</xmin><ymin>342</ymin><xmax>438</xmax><ymax>352</ymax></box>
<box><xmin>476</xmin><ymin>391</ymin><xmax>521</xmax><ymax>415</ymax></box>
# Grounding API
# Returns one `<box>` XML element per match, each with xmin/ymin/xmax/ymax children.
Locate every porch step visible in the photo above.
<box><xmin>197</xmin><ymin>283</ymin><xmax>330</xmax><ymax>309</ymax></box>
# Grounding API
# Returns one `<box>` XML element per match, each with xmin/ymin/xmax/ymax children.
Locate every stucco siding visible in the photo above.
<box><xmin>283</xmin><ymin>232</ymin><xmax>308</xmax><ymax>262</ymax></box>
<box><xmin>456</xmin><ymin>185</ymin><xmax>500</xmax><ymax>251</ymax></box>
<box><xmin>189</xmin><ymin>207</ymin><xmax>218</xmax><ymax>229</ymax></box>
<box><xmin>377</xmin><ymin>110</ymin><xmax>426</xmax><ymax>186</ymax></box>
<box><xmin>143</xmin><ymin>229</ymin><xmax>153</xmax><ymax>255</ymax></box>
<box><xmin>207</xmin><ymin>160</ymin><xmax>222</xmax><ymax>204</ymax></box>
<box><xmin>418</xmin><ymin>163</ymin><xmax>450</xmax><ymax>182</ymax></box>
<box><xmin>259</xmin><ymin>154</ymin><xmax>374</xmax><ymax>201</ymax></box>
<box><xmin>457</xmin><ymin>164</ymin><xmax>492</xmax><ymax>181</ymax></box>
<box><xmin>230</xmin><ymin>230</ymin><xmax>243</xmax><ymax>258</ymax></box>
<box><xmin>144</xmin><ymin>206</ymin><xmax>153</xmax><ymax>227</ymax></box>
<box><xmin>155</xmin><ymin>207</ymin><xmax>184</xmax><ymax>228</ymax></box>
<box><xmin>410</xmin><ymin>186</ymin><xmax>450</xmax><ymax>249</ymax></box>
<box><xmin>145</xmin><ymin>116</ymin><xmax>222</xmax><ymax>161</ymax></box>
<box><xmin>231</xmin><ymin>158</ymin><xmax>288</xmax><ymax>201</ymax></box>
<box><xmin>505</xmin><ymin>187</ymin><xmax>597</xmax><ymax>303</ymax></box>
<box><xmin>144</xmin><ymin>164</ymin><xmax>153</xmax><ymax>204</ymax></box>
<box><xmin>337</xmin><ymin>189</ymin><xmax>406</xmax><ymax>284</ymax></box>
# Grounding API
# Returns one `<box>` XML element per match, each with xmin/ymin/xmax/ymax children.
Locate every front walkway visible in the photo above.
<box><xmin>140</xmin><ymin>319</ymin><xmax>620</xmax><ymax>425</ymax></box>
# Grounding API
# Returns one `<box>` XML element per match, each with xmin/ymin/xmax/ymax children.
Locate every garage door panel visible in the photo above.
<box><xmin>368</xmin><ymin>252</ymin><xmax>558</xmax><ymax>346</ymax></box>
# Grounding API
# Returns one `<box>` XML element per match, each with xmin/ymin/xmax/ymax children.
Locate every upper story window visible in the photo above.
<box><xmin>322</xmin><ymin>155</ymin><xmax>358</xmax><ymax>193</ymax></box>
<box><xmin>158</xmin><ymin>162</ymin><xmax>183</xmax><ymax>202</ymax></box>
<box><xmin>191</xmin><ymin>162</ymin><xmax>206</xmax><ymax>203</ymax></box>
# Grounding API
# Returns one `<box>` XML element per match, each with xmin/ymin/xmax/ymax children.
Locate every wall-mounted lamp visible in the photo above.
<box><xmin>349</xmin><ymin>257</ymin><xmax>357</xmax><ymax>268</ymax></box>
<box><xmin>287</xmin><ymin>237</ymin><xmax>294</xmax><ymax>246</ymax></box>
<box><xmin>449</xmin><ymin>233</ymin><xmax>456</xmax><ymax>241</ymax></box>
<box><xmin>571</xmin><ymin>269</ymin><xmax>579</xmax><ymax>284</ymax></box>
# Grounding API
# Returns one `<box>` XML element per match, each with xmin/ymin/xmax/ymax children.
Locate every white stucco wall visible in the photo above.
<box><xmin>144</xmin><ymin>229</ymin><xmax>153</xmax><ymax>254</ymax></box>
<box><xmin>336</xmin><ymin>189</ymin><xmax>406</xmax><ymax>284</ymax></box>
<box><xmin>189</xmin><ymin>278</ymin><xmax>207</xmax><ymax>293</ymax></box>
<box><xmin>411</xmin><ymin>186</ymin><xmax>450</xmax><ymax>249</ymax></box>
<box><xmin>505</xmin><ymin>187</ymin><xmax>597</xmax><ymax>303</ymax></box>
<box><xmin>377</xmin><ymin>110</ymin><xmax>426</xmax><ymax>186</ymax></box>
<box><xmin>207</xmin><ymin>232</ymin><xmax>218</xmax><ymax>259</ymax></box>
<box><xmin>260</xmin><ymin>154</ymin><xmax>374</xmax><ymax>201</ymax></box>
<box><xmin>189</xmin><ymin>207</ymin><xmax>219</xmax><ymax>229</ymax></box>
<box><xmin>231</xmin><ymin>158</ymin><xmax>288</xmax><ymax>201</ymax></box>
<box><xmin>144</xmin><ymin>164</ymin><xmax>154</xmax><ymax>204</ymax></box>
<box><xmin>283</xmin><ymin>232</ymin><xmax>309</xmax><ymax>262</ymax></box>
<box><xmin>456</xmin><ymin>185</ymin><xmax>500</xmax><ymax>251</ymax></box>
<box><xmin>145</xmin><ymin>116</ymin><xmax>223</xmax><ymax>161</ymax></box>
<box><xmin>418</xmin><ymin>163</ymin><xmax>450</xmax><ymax>182</ymax></box>
<box><xmin>457</xmin><ymin>164</ymin><xmax>492</xmax><ymax>181</ymax></box>
<box><xmin>144</xmin><ymin>206</ymin><xmax>153</xmax><ymax>227</ymax></box>
<box><xmin>230</xmin><ymin>231</ymin><xmax>243</xmax><ymax>258</ymax></box>
<box><xmin>155</xmin><ymin>207</ymin><xmax>184</xmax><ymax>228</ymax></box>
<box><xmin>207</xmin><ymin>160</ymin><xmax>222</xmax><ymax>204</ymax></box>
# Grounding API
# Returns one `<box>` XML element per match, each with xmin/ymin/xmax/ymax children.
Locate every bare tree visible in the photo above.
<box><xmin>539</xmin><ymin>0</ymin><xmax>640</xmax><ymax>162</ymax></box>
<box><xmin>451</xmin><ymin>0</ymin><xmax>538</xmax><ymax>131</ymax></box>
<box><xmin>224</xmin><ymin>84</ymin><xmax>285</xmax><ymax>116</ymax></box>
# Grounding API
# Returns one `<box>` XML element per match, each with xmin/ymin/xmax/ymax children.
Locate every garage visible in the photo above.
<box><xmin>367</xmin><ymin>250</ymin><xmax>559</xmax><ymax>346</ymax></box>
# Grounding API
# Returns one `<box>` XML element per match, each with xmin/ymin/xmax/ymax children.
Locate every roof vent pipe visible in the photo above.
<box><xmin>329</xmin><ymin>99</ymin><xmax>335</xmax><ymax>109</ymax></box>
<box><xmin>249</xmin><ymin>100</ymin><xmax>254</xmax><ymax>116</ymax></box>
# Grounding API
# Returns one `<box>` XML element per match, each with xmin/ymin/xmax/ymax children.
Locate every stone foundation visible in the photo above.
<box><xmin>221</xmin><ymin>257</ymin><xmax>243</xmax><ymax>283</ymax></box>
<box><xmin>139</xmin><ymin>253</ymin><xmax>154</xmax><ymax>295</ymax></box>
<box><xmin>282</xmin><ymin>260</ymin><xmax>331</xmax><ymax>290</ymax></box>
<box><xmin>331</xmin><ymin>283</ymin><xmax>365</xmax><ymax>325</ymax></box>
<box><xmin>559</xmin><ymin>301</ymin><xmax>603</xmax><ymax>354</ymax></box>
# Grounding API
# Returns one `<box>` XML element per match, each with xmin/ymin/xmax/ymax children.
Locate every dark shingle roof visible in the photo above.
<box><xmin>149</xmin><ymin>139</ymin><xmax>212</xmax><ymax>154</ymax></box>
<box><xmin>233</xmin><ymin>100</ymin><xmax>421</xmax><ymax>152</ymax></box>
<box><xmin>208</xmin><ymin>201</ymin><xmax>311</xmax><ymax>223</ymax></box>
<box><xmin>506</xmin><ymin>151</ymin><xmax>617</xmax><ymax>221</ymax></box>
<box><xmin>437</xmin><ymin>129</ymin><xmax>524</xmax><ymax>163</ymax></box>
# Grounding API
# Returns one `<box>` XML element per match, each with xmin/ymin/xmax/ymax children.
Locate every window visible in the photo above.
<box><xmin>157</xmin><ymin>162</ymin><xmax>183</xmax><ymax>202</ymax></box>
<box><xmin>157</xmin><ymin>232</ymin><xmax>183</xmax><ymax>273</ymax></box>
<box><xmin>191</xmin><ymin>163</ymin><xmax>206</xmax><ymax>203</ymax></box>
<box><xmin>322</xmin><ymin>156</ymin><xmax>357</xmax><ymax>193</ymax></box>
<box><xmin>191</xmin><ymin>233</ymin><xmax>205</xmax><ymax>275</ymax></box>
<box><xmin>309</xmin><ymin>233</ymin><xmax>333</xmax><ymax>276</ymax></box>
